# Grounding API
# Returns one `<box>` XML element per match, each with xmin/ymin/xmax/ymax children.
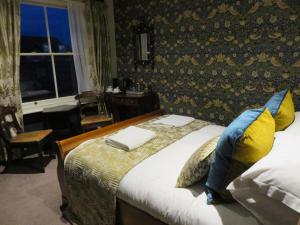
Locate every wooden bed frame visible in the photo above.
<box><xmin>56</xmin><ymin>110</ymin><xmax>166</xmax><ymax>225</ymax></box>
<box><xmin>56</xmin><ymin>110</ymin><xmax>300</xmax><ymax>225</ymax></box>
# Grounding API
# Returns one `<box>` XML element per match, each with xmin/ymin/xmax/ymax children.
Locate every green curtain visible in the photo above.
<box><xmin>86</xmin><ymin>0</ymin><xmax>112</xmax><ymax>92</ymax></box>
<box><xmin>0</xmin><ymin>0</ymin><xmax>21</xmax><ymax>162</ymax></box>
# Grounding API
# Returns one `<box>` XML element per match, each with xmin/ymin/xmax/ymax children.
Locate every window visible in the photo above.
<box><xmin>20</xmin><ymin>3</ymin><xmax>78</xmax><ymax>103</ymax></box>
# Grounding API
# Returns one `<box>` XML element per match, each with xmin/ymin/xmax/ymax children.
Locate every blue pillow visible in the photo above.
<box><xmin>205</xmin><ymin>108</ymin><xmax>275</xmax><ymax>204</ymax></box>
<box><xmin>264</xmin><ymin>89</ymin><xmax>295</xmax><ymax>131</ymax></box>
<box><xmin>265</xmin><ymin>89</ymin><xmax>288</xmax><ymax>116</ymax></box>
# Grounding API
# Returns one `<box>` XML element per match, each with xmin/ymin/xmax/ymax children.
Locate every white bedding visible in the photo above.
<box><xmin>118</xmin><ymin>125</ymin><xmax>261</xmax><ymax>225</ymax></box>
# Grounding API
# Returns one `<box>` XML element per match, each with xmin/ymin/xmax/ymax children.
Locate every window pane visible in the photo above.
<box><xmin>20</xmin><ymin>56</ymin><xmax>56</xmax><ymax>102</ymax></box>
<box><xmin>47</xmin><ymin>8</ymin><xmax>72</xmax><ymax>52</ymax></box>
<box><xmin>55</xmin><ymin>56</ymin><xmax>78</xmax><ymax>97</ymax></box>
<box><xmin>20</xmin><ymin>4</ymin><xmax>49</xmax><ymax>53</ymax></box>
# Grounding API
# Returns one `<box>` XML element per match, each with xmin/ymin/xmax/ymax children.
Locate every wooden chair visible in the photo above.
<box><xmin>76</xmin><ymin>91</ymin><xmax>113</xmax><ymax>132</ymax></box>
<box><xmin>0</xmin><ymin>106</ymin><xmax>53</xmax><ymax>172</ymax></box>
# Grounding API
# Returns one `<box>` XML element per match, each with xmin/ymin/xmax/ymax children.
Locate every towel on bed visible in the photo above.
<box><xmin>105</xmin><ymin>126</ymin><xmax>156</xmax><ymax>151</ymax></box>
<box><xmin>152</xmin><ymin>115</ymin><xmax>195</xmax><ymax>127</ymax></box>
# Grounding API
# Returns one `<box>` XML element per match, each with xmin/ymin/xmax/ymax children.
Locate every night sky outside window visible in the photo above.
<box><xmin>20</xmin><ymin>3</ymin><xmax>78</xmax><ymax>103</ymax></box>
<box><xmin>47</xmin><ymin>7</ymin><xmax>73</xmax><ymax>53</ymax></box>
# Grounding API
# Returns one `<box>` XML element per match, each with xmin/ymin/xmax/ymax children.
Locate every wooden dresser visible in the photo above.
<box><xmin>104</xmin><ymin>92</ymin><xmax>160</xmax><ymax>122</ymax></box>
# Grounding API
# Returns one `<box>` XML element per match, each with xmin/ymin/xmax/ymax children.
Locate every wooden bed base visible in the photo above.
<box><xmin>56</xmin><ymin>110</ymin><xmax>167</xmax><ymax>225</ymax></box>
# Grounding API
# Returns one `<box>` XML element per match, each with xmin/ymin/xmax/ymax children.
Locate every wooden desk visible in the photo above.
<box><xmin>43</xmin><ymin>105</ymin><xmax>81</xmax><ymax>140</ymax></box>
<box><xmin>105</xmin><ymin>92</ymin><xmax>159</xmax><ymax>122</ymax></box>
<box><xmin>43</xmin><ymin>105</ymin><xmax>77</xmax><ymax>114</ymax></box>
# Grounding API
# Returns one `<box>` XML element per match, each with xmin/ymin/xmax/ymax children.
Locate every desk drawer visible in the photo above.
<box><xmin>105</xmin><ymin>93</ymin><xmax>159</xmax><ymax>122</ymax></box>
<box><xmin>111</xmin><ymin>98</ymin><xmax>138</xmax><ymax>106</ymax></box>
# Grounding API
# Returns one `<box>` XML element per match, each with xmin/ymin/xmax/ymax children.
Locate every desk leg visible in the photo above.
<box><xmin>112</xmin><ymin>105</ymin><xmax>121</xmax><ymax>122</ymax></box>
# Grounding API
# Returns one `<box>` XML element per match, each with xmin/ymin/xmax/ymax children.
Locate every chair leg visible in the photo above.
<box><xmin>37</xmin><ymin>145</ymin><xmax>45</xmax><ymax>173</ymax></box>
<box><xmin>48</xmin><ymin>142</ymin><xmax>56</xmax><ymax>159</ymax></box>
<box><xmin>7</xmin><ymin>148</ymin><xmax>12</xmax><ymax>164</ymax></box>
<box><xmin>5</xmin><ymin>146</ymin><xmax>13</xmax><ymax>169</ymax></box>
<box><xmin>51</xmin><ymin>141</ymin><xmax>57</xmax><ymax>159</ymax></box>
<box><xmin>50</xmin><ymin>149</ymin><xmax>56</xmax><ymax>159</ymax></box>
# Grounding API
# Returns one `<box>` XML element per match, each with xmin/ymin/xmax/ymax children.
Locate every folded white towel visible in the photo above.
<box><xmin>105</xmin><ymin>126</ymin><xmax>156</xmax><ymax>151</ymax></box>
<box><xmin>152</xmin><ymin>115</ymin><xmax>195</xmax><ymax>127</ymax></box>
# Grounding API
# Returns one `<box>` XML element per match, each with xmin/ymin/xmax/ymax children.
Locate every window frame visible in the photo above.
<box><xmin>20</xmin><ymin>1</ymin><xmax>79</xmax><ymax>114</ymax></box>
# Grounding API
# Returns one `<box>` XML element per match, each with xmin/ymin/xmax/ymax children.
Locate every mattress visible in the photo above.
<box><xmin>117</xmin><ymin>125</ymin><xmax>261</xmax><ymax>225</ymax></box>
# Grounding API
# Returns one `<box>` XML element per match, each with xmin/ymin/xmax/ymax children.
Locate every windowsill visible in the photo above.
<box><xmin>22</xmin><ymin>96</ymin><xmax>78</xmax><ymax>115</ymax></box>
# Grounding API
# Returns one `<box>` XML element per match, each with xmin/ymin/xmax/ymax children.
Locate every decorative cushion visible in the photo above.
<box><xmin>176</xmin><ymin>136</ymin><xmax>219</xmax><ymax>188</ymax></box>
<box><xmin>205</xmin><ymin>108</ymin><xmax>275</xmax><ymax>204</ymax></box>
<box><xmin>227</xmin><ymin>132</ymin><xmax>300</xmax><ymax>225</ymax></box>
<box><xmin>265</xmin><ymin>89</ymin><xmax>295</xmax><ymax>131</ymax></box>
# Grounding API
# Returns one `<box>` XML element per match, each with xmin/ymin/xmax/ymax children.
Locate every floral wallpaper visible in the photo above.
<box><xmin>114</xmin><ymin>0</ymin><xmax>300</xmax><ymax>125</ymax></box>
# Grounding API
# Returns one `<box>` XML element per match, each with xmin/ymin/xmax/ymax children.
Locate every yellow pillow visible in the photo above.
<box><xmin>234</xmin><ymin>108</ymin><xmax>275</xmax><ymax>164</ymax></box>
<box><xmin>265</xmin><ymin>89</ymin><xmax>295</xmax><ymax>131</ymax></box>
<box><xmin>206</xmin><ymin>108</ymin><xmax>275</xmax><ymax>203</ymax></box>
<box><xmin>274</xmin><ymin>91</ymin><xmax>295</xmax><ymax>131</ymax></box>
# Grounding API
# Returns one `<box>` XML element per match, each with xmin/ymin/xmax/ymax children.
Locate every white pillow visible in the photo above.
<box><xmin>229</xmin><ymin>187</ymin><xmax>299</xmax><ymax>225</ymax></box>
<box><xmin>227</xmin><ymin>132</ymin><xmax>300</xmax><ymax>225</ymax></box>
<box><xmin>283</xmin><ymin>111</ymin><xmax>300</xmax><ymax>133</ymax></box>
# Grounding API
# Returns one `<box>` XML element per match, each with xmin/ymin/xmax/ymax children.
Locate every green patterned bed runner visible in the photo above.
<box><xmin>64</xmin><ymin>116</ymin><xmax>210</xmax><ymax>225</ymax></box>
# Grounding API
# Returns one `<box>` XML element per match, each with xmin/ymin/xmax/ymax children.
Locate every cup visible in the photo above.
<box><xmin>106</xmin><ymin>86</ymin><xmax>113</xmax><ymax>92</ymax></box>
<box><xmin>113</xmin><ymin>87</ymin><xmax>120</xmax><ymax>93</ymax></box>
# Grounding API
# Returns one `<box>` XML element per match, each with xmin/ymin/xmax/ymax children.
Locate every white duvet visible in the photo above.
<box><xmin>118</xmin><ymin>125</ymin><xmax>261</xmax><ymax>225</ymax></box>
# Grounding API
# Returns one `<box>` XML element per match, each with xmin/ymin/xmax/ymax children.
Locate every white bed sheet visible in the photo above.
<box><xmin>118</xmin><ymin>125</ymin><xmax>261</xmax><ymax>225</ymax></box>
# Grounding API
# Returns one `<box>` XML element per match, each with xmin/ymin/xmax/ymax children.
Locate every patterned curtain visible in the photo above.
<box><xmin>0</xmin><ymin>0</ymin><xmax>21</xmax><ymax>162</ymax></box>
<box><xmin>86</xmin><ymin>0</ymin><xmax>112</xmax><ymax>92</ymax></box>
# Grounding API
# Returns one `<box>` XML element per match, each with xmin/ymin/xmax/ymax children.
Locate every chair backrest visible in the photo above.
<box><xmin>76</xmin><ymin>91</ymin><xmax>109</xmax><ymax>119</ymax></box>
<box><xmin>0</xmin><ymin>106</ymin><xmax>22</xmax><ymax>143</ymax></box>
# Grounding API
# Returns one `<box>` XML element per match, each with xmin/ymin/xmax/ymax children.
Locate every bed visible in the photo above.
<box><xmin>56</xmin><ymin>110</ymin><xmax>297</xmax><ymax>225</ymax></box>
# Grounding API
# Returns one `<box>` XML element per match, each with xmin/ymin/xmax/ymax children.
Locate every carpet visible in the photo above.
<box><xmin>0</xmin><ymin>156</ymin><xmax>70</xmax><ymax>225</ymax></box>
